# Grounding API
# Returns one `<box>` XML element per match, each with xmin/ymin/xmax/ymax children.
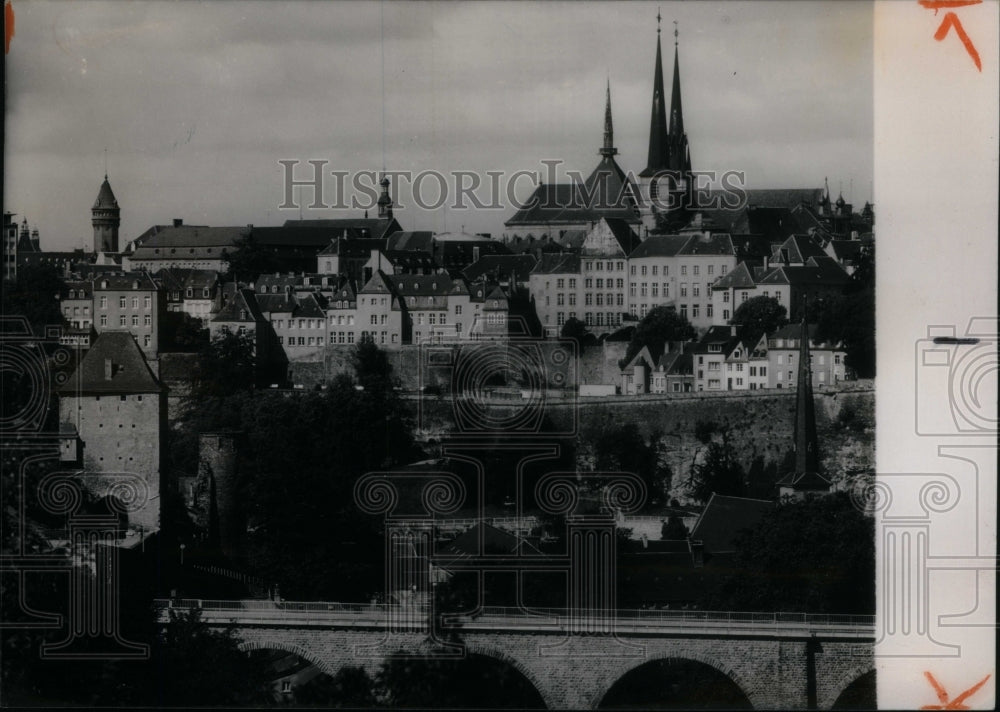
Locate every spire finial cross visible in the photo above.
<box><xmin>674</xmin><ymin>19</ymin><xmax>679</xmax><ymax>46</ymax></box>
<box><xmin>657</xmin><ymin>7</ymin><xmax>661</xmax><ymax>33</ymax></box>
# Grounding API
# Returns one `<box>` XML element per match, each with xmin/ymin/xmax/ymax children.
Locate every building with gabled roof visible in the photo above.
<box><xmin>767</xmin><ymin>322</ymin><xmax>847</xmax><ymax>390</ymax></box>
<box><xmin>505</xmin><ymin>82</ymin><xmax>641</xmax><ymax>236</ymax></box>
<box><xmin>688</xmin><ymin>493</ymin><xmax>774</xmax><ymax>555</ymax></box>
<box><xmin>57</xmin><ymin>331</ymin><xmax>167</xmax><ymax>532</ymax></box>
<box><xmin>210</xmin><ymin>287</ymin><xmax>285</xmax><ymax>383</ymax></box>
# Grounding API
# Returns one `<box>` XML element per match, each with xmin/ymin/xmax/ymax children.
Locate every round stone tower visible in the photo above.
<box><xmin>92</xmin><ymin>174</ymin><xmax>120</xmax><ymax>253</ymax></box>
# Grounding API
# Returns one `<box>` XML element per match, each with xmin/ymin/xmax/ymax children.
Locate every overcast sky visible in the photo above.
<box><xmin>4</xmin><ymin>0</ymin><xmax>872</xmax><ymax>250</ymax></box>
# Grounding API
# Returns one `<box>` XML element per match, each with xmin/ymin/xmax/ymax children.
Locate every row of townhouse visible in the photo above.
<box><xmin>209</xmin><ymin>269</ymin><xmax>512</xmax><ymax>363</ymax></box>
<box><xmin>529</xmin><ymin>222</ymin><xmax>853</xmax><ymax>337</ymax></box>
<box><xmin>621</xmin><ymin>323</ymin><xmax>847</xmax><ymax>394</ymax></box>
<box><xmin>59</xmin><ymin>272</ymin><xmax>165</xmax><ymax>356</ymax></box>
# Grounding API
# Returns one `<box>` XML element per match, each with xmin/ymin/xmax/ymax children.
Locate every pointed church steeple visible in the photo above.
<box><xmin>92</xmin><ymin>173</ymin><xmax>120</xmax><ymax>254</ymax></box>
<box><xmin>641</xmin><ymin>14</ymin><xmax>670</xmax><ymax>177</ymax></box>
<box><xmin>669</xmin><ymin>22</ymin><xmax>684</xmax><ymax>140</ymax></box>
<box><xmin>600</xmin><ymin>79</ymin><xmax>617</xmax><ymax>158</ymax></box>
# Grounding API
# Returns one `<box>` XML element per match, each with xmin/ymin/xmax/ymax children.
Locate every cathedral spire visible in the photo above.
<box><xmin>642</xmin><ymin>15</ymin><xmax>670</xmax><ymax>175</ymax></box>
<box><xmin>669</xmin><ymin>23</ymin><xmax>684</xmax><ymax>141</ymax></box>
<box><xmin>600</xmin><ymin>79</ymin><xmax>617</xmax><ymax>157</ymax></box>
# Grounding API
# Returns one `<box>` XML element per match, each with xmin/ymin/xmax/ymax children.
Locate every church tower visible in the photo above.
<box><xmin>92</xmin><ymin>174</ymin><xmax>120</xmax><ymax>254</ymax></box>
<box><xmin>638</xmin><ymin>15</ymin><xmax>693</xmax><ymax>234</ymax></box>
<box><xmin>377</xmin><ymin>175</ymin><xmax>393</xmax><ymax>219</ymax></box>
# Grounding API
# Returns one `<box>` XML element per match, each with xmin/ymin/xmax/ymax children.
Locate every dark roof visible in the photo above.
<box><xmin>93</xmin><ymin>273</ymin><xmax>159</xmax><ymax>291</ymax></box>
<box><xmin>462</xmin><ymin>254</ymin><xmax>537</xmax><ymax>283</ymax></box>
<box><xmin>386</xmin><ymin>231</ymin><xmax>435</xmax><ymax>252</ymax></box>
<box><xmin>689</xmin><ymin>494</ymin><xmax>774</xmax><ymax>554</ymax></box>
<box><xmin>710</xmin><ymin>262</ymin><xmax>756</xmax><ymax>290</ymax></box>
<box><xmin>773</xmin><ymin>235</ymin><xmax>827</xmax><ymax>264</ymax></box>
<box><xmin>282</xmin><ymin>218</ymin><xmax>400</xmax><ymax>240</ymax></box>
<box><xmin>391</xmin><ymin>274</ymin><xmax>457</xmax><ymax>297</ymax></box>
<box><xmin>775</xmin><ymin>470</ymin><xmax>831</xmax><ymax>490</ymax></box>
<box><xmin>58</xmin><ymin>332</ymin><xmax>163</xmax><ymax>395</ymax></box>
<box><xmin>505</xmin><ymin>180</ymin><xmax>641</xmax><ymax>228</ymax></box>
<box><xmin>530</xmin><ymin>253</ymin><xmax>581</xmax><ymax>275</ymax></box>
<box><xmin>212</xmin><ymin>288</ymin><xmax>264</xmax><ymax>323</ymax></box>
<box><xmin>677</xmin><ymin>232</ymin><xmax>735</xmax><ymax>256</ymax></box>
<box><xmin>827</xmin><ymin>239</ymin><xmax>863</xmax><ymax>262</ymax></box>
<box><xmin>93</xmin><ymin>177</ymin><xmax>119</xmax><ymax>209</ymax></box>
<box><xmin>628</xmin><ymin>234</ymin><xmax>690</xmax><ymax>259</ymax></box>
<box><xmin>598</xmin><ymin>218</ymin><xmax>642</xmax><ymax>255</ymax></box>
<box><xmin>742</xmin><ymin>188</ymin><xmax>826</xmax><ymax>209</ymax></box>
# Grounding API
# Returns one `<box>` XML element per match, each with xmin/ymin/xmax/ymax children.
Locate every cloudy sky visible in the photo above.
<box><xmin>5</xmin><ymin>0</ymin><xmax>872</xmax><ymax>250</ymax></box>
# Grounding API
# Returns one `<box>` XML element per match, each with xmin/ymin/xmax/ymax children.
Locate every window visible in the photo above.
<box><xmin>119</xmin><ymin>315</ymin><xmax>127</xmax><ymax>327</ymax></box>
<box><xmin>440</xmin><ymin>312</ymin><xmax>447</xmax><ymax>325</ymax></box>
<box><xmin>629</xmin><ymin>284</ymin><xmax>636</xmax><ymax>297</ymax></box>
<box><xmin>641</xmin><ymin>265</ymin><xmax>647</xmax><ymax>276</ymax></box>
<box><xmin>429</xmin><ymin>313</ymin><xmax>436</xmax><ymax>325</ymax></box>
<box><xmin>144</xmin><ymin>296</ymin><xmax>151</xmax><ymax>309</ymax></box>
<box><xmin>741</xmin><ymin>292</ymin><xmax>749</xmax><ymax>303</ymax></box>
<box><xmin>651</xmin><ymin>284</ymin><xmax>659</xmax><ymax>298</ymax></box>
<box><xmin>723</xmin><ymin>309</ymin><xmax>729</xmax><ymax>320</ymax></box>
<box><xmin>557</xmin><ymin>312</ymin><xmax>565</xmax><ymax>326</ymax></box>
<box><xmin>100</xmin><ymin>315</ymin><xmax>107</xmax><ymax>326</ymax></box>
<box><xmin>680</xmin><ymin>284</ymin><xmax>688</xmax><ymax>297</ymax></box>
<box><xmin>630</xmin><ymin>265</ymin><xmax>636</xmax><ymax>276</ymax></box>
<box><xmin>708</xmin><ymin>265</ymin><xmax>714</xmax><ymax>275</ymax></box>
<box><xmin>693</xmin><ymin>265</ymin><xmax>700</xmax><ymax>276</ymax></box>
<box><xmin>569</xmin><ymin>278</ymin><xmax>577</xmax><ymax>289</ymax></box>
<box><xmin>370</xmin><ymin>315</ymin><xmax>378</xmax><ymax>325</ymax></box>
<box><xmin>143</xmin><ymin>335</ymin><xmax>150</xmax><ymax>347</ymax></box>
<box><xmin>585</xmin><ymin>293</ymin><xmax>593</xmax><ymax>306</ymax></box>
<box><xmin>606</xmin><ymin>261</ymin><xmax>613</xmax><ymax>271</ymax></box>
<box><xmin>569</xmin><ymin>293</ymin><xmax>576</xmax><ymax>306</ymax></box>
<box><xmin>721</xmin><ymin>265</ymin><xmax>728</xmax><ymax>275</ymax></box>
<box><xmin>616</xmin><ymin>262</ymin><xmax>624</xmax><ymax>271</ymax></box>
<box><xmin>143</xmin><ymin>315</ymin><xmax>151</xmax><ymax>326</ymax></box>
<box><xmin>707</xmin><ymin>304</ymin><xmax>714</xmax><ymax>318</ymax></box>
<box><xmin>585</xmin><ymin>261</ymin><xmax>593</xmax><ymax>271</ymax></box>
<box><xmin>455</xmin><ymin>304</ymin><xmax>463</xmax><ymax>315</ymax></box>
<box><xmin>761</xmin><ymin>366</ymin><xmax>767</xmax><ymax>376</ymax></box>
<box><xmin>119</xmin><ymin>296</ymin><xmax>127</xmax><ymax>308</ymax></box>
<box><xmin>692</xmin><ymin>305</ymin><xmax>699</xmax><ymax>319</ymax></box>
<box><xmin>640</xmin><ymin>283</ymin><xmax>648</xmax><ymax>297</ymax></box>
<box><xmin>585</xmin><ymin>278</ymin><xmax>593</xmax><ymax>289</ymax></box>
<box><xmin>556</xmin><ymin>278</ymin><xmax>565</xmax><ymax>289</ymax></box>
<box><xmin>595</xmin><ymin>262</ymin><xmax>603</xmax><ymax>271</ymax></box>
<box><xmin>616</xmin><ymin>294</ymin><xmax>623</xmax><ymax>306</ymax></box>
<box><xmin>557</xmin><ymin>293</ymin><xmax>565</xmax><ymax>306</ymax></box>
<box><xmin>693</xmin><ymin>284</ymin><xmax>700</xmax><ymax>297</ymax></box>
<box><xmin>596</xmin><ymin>294</ymin><xmax>603</xmax><ymax>306</ymax></box>
<box><xmin>681</xmin><ymin>265</ymin><xmax>687</xmax><ymax>276</ymax></box>
<box><xmin>585</xmin><ymin>312</ymin><xmax>593</xmax><ymax>325</ymax></box>
<box><xmin>663</xmin><ymin>283</ymin><xmax>669</xmax><ymax>298</ymax></box>
<box><xmin>680</xmin><ymin>304</ymin><xmax>688</xmax><ymax>318</ymax></box>
<box><xmin>596</xmin><ymin>278</ymin><xmax>603</xmax><ymax>289</ymax></box>
<box><xmin>652</xmin><ymin>265</ymin><xmax>659</xmax><ymax>276</ymax></box>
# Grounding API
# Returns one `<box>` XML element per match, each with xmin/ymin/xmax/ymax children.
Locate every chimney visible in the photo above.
<box><xmin>691</xmin><ymin>540</ymin><xmax>704</xmax><ymax>568</ymax></box>
<box><xmin>763</xmin><ymin>254</ymin><xmax>769</xmax><ymax>271</ymax></box>
<box><xmin>850</xmin><ymin>230</ymin><xmax>859</xmax><ymax>240</ymax></box>
<box><xmin>473</xmin><ymin>246</ymin><xmax>481</xmax><ymax>263</ymax></box>
<box><xmin>173</xmin><ymin>218</ymin><xmax>183</xmax><ymax>227</ymax></box>
<box><xmin>104</xmin><ymin>358</ymin><xmax>114</xmax><ymax>381</ymax></box>
<box><xmin>640</xmin><ymin>533</ymin><xmax>648</xmax><ymax>549</ymax></box>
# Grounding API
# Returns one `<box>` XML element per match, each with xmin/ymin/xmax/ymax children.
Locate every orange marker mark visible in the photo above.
<box><xmin>918</xmin><ymin>0</ymin><xmax>983</xmax><ymax>71</ymax></box>
<box><xmin>920</xmin><ymin>672</ymin><xmax>992</xmax><ymax>710</ymax></box>
<box><xmin>4</xmin><ymin>1</ymin><xmax>14</xmax><ymax>55</ymax></box>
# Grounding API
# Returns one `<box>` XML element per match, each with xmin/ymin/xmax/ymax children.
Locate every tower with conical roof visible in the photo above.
<box><xmin>776</xmin><ymin>317</ymin><xmax>831</xmax><ymax>499</ymax></box>
<box><xmin>638</xmin><ymin>15</ymin><xmax>693</xmax><ymax>234</ymax></box>
<box><xmin>92</xmin><ymin>174</ymin><xmax>120</xmax><ymax>253</ymax></box>
<box><xmin>377</xmin><ymin>175</ymin><xmax>393</xmax><ymax>219</ymax></box>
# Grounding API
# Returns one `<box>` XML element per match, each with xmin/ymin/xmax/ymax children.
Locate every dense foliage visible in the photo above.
<box><xmin>705</xmin><ymin>492</ymin><xmax>875</xmax><ymax>614</ymax></box>
<box><xmin>729</xmin><ymin>295</ymin><xmax>788</xmax><ymax>344</ymax></box>
<box><xmin>620</xmin><ymin>305</ymin><xmax>696</xmax><ymax>367</ymax></box>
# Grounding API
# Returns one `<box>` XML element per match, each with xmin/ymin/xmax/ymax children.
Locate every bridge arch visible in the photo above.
<box><xmin>595</xmin><ymin>655</ymin><xmax>755</xmax><ymax>710</ymax></box>
<box><xmin>462</xmin><ymin>641</ymin><xmax>556</xmax><ymax>710</ymax></box>
<box><xmin>237</xmin><ymin>639</ymin><xmax>336</xmax><ymax>677</ymax></box>
<box><xmin>828</xmin><ymin>667</ymin><xmax>876</xmax><ymax>710</ymax></box>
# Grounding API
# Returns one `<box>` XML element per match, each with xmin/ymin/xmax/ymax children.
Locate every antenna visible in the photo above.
<box><xmin>674</xmin><ymin>19</ymin><xmax>678</xmax><ymax>46</ymax></box>
<box><xmin>103</xmin><ymin>148</ymin><xmax>108</xmax><ymax>178</ymax></box>
<box><xmin>380</xmin><ymin>0</ymin><xmax>386</xmax><ymax>174</ymax></box>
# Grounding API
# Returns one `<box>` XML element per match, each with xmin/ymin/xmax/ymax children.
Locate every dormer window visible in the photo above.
<box><xmin>272</xmin><ymin>286</ymin><xmax>278</xmax><ymax>293</ymax></box>
<box><xmin>186</xmin><ymin>288</ymin><xmax>193</xmax><ymax>298</ymax></box>
<box><xmin>431</xmin><ymin>282</ymin><xmax>437</xmax><ymax>289</ymax></box>
<box><xmin>240</xmin><ymin>309</ymin><xmax>247</xmax><ymax>320</ymax></box>
<box><xmin>709</xmin><ymin>344</ymin><xmax>722</xmax><ymax>353</ymax></box>
<box><xmin>733</xmin><ymin>349</ymin><xmax>741</xmax><ymax>358</ymax></box>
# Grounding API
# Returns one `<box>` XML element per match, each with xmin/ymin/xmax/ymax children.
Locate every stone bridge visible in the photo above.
<box><xmin>156</xmin><ymin>600</ymin><xmax>875</xmax><ymax>709</ymax></box>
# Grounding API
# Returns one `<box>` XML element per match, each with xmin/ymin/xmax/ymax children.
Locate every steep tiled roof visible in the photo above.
<box><xmin>462</xmin><ymin>254</ymin><xmax>537</xmax><ymax>283</ymax></box>
<box><xmin>212</xmin><ymin>288</ymin><xmax>264</xmax><ymax>323</ymax></box>
<box><xmin>710</xmin><ymin>262</ymin><xmax>756</xmax><ymax>290</ymax></box>
<box><xmin>58</xmin><ymin>332</ymin><xmax>163</xmax><ymax>395</ymax></box>
<box><xmin>505</xmin><ymin>182</ymin><xmax>641</xmax><ymax>227</ymax></box>
<box><xmin>93</xmin><ymin>272</ymin><xmax>159</xmax><ymax>291</ymax></box>
<box><xmin>601</xmin><ymin>218</ymin><xmax>642</xmax><ymax>255</ymax></box>
<box><xmin>772</xmin><ymin>235</ymin><xmax>827</xmax><ymax>264</ymax></box>
<box><xmin>677</xmin><ymin>233</ymin><xmax>735</xmax><ymax>256</ymax></box>
<box><xmin>689</xmin><ymin>494</ymin><xmax>774</xmax><ymax>554</ymax></box>
<box><xmin>530</xmin><ymin>253</ymin><xmax>581</xmax><ymax>275</ymax></box>
<box><xmin>392</xmin><ymin>275</ymin><xmax>456</xmax><ymax>297</ymax></box>
<box><xmin>627</xmin><ymin>235</ymin><xmax>690</xmax><ymax>259</ymax></box>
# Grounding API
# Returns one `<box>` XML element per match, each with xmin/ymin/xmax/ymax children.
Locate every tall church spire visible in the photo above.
<box><xmin>669</xmin><ymin>22</ymin><xmax>684</xmax><ymax>142</ymax></box>
<box><xmin>600</xmin><ymin>79</ymin><xmax>617</xmax><ymax>157</ymax></box>
<box><xmin>641</xmin><ymin>12</ymin><xmax>670</xmax><ymax>176</ymax></box>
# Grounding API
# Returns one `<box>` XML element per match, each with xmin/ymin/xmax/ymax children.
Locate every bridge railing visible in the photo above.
<box><xmin>154</xmin><ymin>600</ymin><xmax>873</xmax><ymax>627</ymax></box>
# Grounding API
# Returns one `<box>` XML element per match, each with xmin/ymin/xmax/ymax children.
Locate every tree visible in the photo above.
<box><xmin>729</xmin><ymin>296</ymin><xmax>788</xmax><ymax>344</ymax></box>
<box><xmin>1</xmin><ymin>263</ymin><xmax>66</xmax><ymax>335</ymax></box>
<box><xmin>224</xmin><ymin>232</ymin><xmax>279</xmax><ymax>283</ymax></box>
<box><xmin>351</xmin><ymin>339</ymin><xmax>393</xmax><ymax>394</ymax></box>
<box><xmin>686</xmin><ymin>435</ymin><xmax>746</xmax><ymax>503</ymax></box>
<box><xmin>294</xmin><ymin>666</ymin><xmax>377</xmax><ymax>708</ymax></box>
<box><xmin>812</xmin><ymin>288</ymin><xmax>875</xmax><ymax>378</ymax></box>
<box><xmin>661</xmin><ymin>515</ymin><xmax>688</xmax><ymax>540</ymax></box>
<box><xmin>705</xmin><ymin>492</ymin><xmax>875</xmax><ymax>614</ymax></box>
<box><xmin>621</xmin><ymin>306</ymin><xmax>696</xmax><ymax>367</ymax></box>
<box><xmin>593</xmin><ymin>422</ymin><xmax>667</xmax><ymax>507</ymax></box>
<box><xmin>160</xmin><ymin>311</ymin><xmax>208</xmax><ymax>352</ymax></box>
<box><xmin>560</xmin><ymin>317</ymin><xmax>593</xmax><ymax>354</ymax></box>
<box><xmin>190</xmin><ymin>328</ymin><xmax>257</xmax><ymax>397</ymax></box>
